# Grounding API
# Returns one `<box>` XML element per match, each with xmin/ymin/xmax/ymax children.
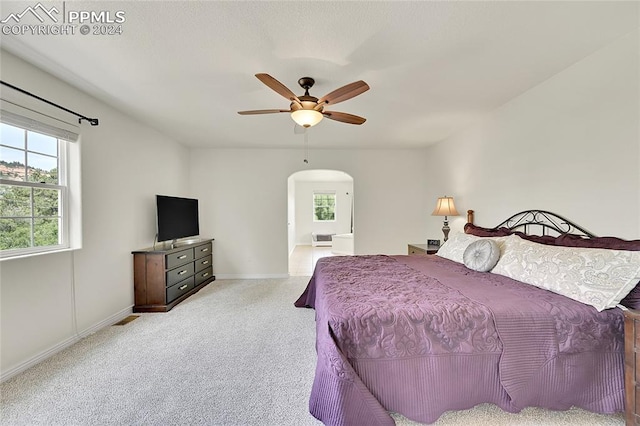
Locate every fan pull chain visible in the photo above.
<box><xmin>304</xmin><ymin>131</ymin><xmax>309</xmax><ymax>164</ymax></box>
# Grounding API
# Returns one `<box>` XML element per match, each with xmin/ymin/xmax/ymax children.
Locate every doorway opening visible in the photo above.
<box><xmin>287</xmin><ymin>170</ymin><xmax>354</xmax><ymax>276</ymax></box>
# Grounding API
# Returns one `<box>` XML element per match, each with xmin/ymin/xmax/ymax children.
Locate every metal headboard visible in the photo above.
<box><xmin>494</xmin><ymin>209</ymin><xmax>597</xmax><ymax>238</ymax></box>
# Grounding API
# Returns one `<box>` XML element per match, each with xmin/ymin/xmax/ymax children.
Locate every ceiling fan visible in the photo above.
<box><xmin>238</xmin><ymin>74</ymin><xmax>369</xmax><ymax>128</ymax></box>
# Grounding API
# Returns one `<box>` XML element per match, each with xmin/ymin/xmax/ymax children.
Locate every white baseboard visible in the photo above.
<box><xmin>1</xmin><ymin>306</ymin><xmax>133</xmax><ymax>383</ymax></box>
<box><xmin>1</xmin><ymin>335</ymin><xmax>79</xmax><ymax>382</ymax></box>
<box><xmin>215</xmin><ymin>274</ymin><xmax>290</xmax><ymax>280</ymax></box>
<box><xmin>77</xmin><ymin>306</ymin><xmax>133</xmax><ymax>338</ymax></box>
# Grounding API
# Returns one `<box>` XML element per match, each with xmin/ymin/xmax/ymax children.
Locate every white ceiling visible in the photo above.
<box><xmin>1</xmin><ymin>1</ymin><xmax>638</xmax><ymax>149</ymax></box>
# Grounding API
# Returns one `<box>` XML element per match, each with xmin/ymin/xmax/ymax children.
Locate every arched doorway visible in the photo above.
<box><xmin>287</xmin><ymin>169</ymin><xmax>354</xmax><ymax>276</ymax></box>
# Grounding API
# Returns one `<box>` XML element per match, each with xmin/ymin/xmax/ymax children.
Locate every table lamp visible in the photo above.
<box><xmin>432</xmin><ymin>196</ymin><xmax>459</xmax><ymax>242</ymax></box>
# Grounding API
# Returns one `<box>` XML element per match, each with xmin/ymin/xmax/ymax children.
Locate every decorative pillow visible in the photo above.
<box><xmin>437</xmin><ymin>232</ymin><xmax>508</xmax><ymax>264</ymax></box>
<box><xmin>464</xmin><ymin>223</ymin><xmax>565</xmax><ymax>246</ymax></box>
<box><xmin>555</xmin><ymin>234</ymin><xmax>640</xmax><ymax>251</ymax></box>
<box><xmin>513</xmin><ymin>231</ymin><xmax>559</xmax><ymax>246</ymax></box>
<box><xmin>464</xmin><ymin>223</ymin><xmax>513</xmax><ymax>237</ymax></box>
<box><xmin>463</xmin><ymin>239</ymin><xmax>500</xmax><ymax>272</ymax></box>
<box><xmin>557</xmin><ymin>234</ymin><xmax>640</xmax><ymax>309</ymax></box>
<box><xmin>491</xmin><ymin>235</ymin><xmax>640</xmax><ymax>311</ymax></box>
<box><xmin>436</xmin><ymin>232</ymin><xmax>481</xmax><ymax>264</ymax></box>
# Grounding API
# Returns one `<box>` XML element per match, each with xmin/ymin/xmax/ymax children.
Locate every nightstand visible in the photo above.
<box><xmin>624</xmin><ymin>308</ymin><xmax>640</xmax><ymax>425</ymax></box>
<box><xmin>408</xmin><ymin>244</ymin><xmax>439</xmax><ymax>255</ymax></box>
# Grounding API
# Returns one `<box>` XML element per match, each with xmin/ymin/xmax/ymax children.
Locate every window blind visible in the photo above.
<box><xmin>0</xmin><ymin>99</ymin><xmax>79</xmax><ymax>142</ymax></box>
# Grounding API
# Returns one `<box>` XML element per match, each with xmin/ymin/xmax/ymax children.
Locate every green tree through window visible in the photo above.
<box><xmin>0</xmin><ymin>122</ymin><xmax>64</xmax><ymax>252</ymax></box>
<box><xmin>314</xmin><ymin>192</ymin><xmax>336</xmax><ymax>221</ymax></box>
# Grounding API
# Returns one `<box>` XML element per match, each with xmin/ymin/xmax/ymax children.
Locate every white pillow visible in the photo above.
<box><xmin>437</xmin><ymin>232</ymin><xmax>507</xmax><ymax>264</ymax></box>
<box><xmin>491</xmin><ymin>234</ymin><xmax>640</xmax><ymax>311</ymax></box>
<box><xmin>463</xmin><ymin>239</ymin><xmax>501</xmax><ymax>272</ymax></box>
<box><xmin>436</xmin><ymin>232</ymin><xmax>482</xmax><ymax>263</ymax></box>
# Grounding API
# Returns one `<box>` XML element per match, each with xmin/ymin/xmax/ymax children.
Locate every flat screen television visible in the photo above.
<box><xmin>156</xmin><ymin>195</ymin><xmax>200</xmax><ymax>243</ymax></box>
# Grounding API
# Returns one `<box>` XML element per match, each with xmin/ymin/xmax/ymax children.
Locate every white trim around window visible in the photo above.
<box><xmin>0</xmin><ymin>102</ymin><xmax>82</xmax><ymax>260</ymax></box>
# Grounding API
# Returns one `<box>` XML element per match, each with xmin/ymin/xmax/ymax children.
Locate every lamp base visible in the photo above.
<box><xmin>442</xmin><ymin>219</ymin><xmax>450</xmax><ymax>242</ymax></box>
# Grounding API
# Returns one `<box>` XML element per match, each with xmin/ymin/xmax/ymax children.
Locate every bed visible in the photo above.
<box><xmin>295</xmin><ymin>210</ymin><xmax>640</xmax><ymax>425</ymax></box>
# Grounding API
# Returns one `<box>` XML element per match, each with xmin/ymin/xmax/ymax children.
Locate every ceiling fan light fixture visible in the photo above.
<box><xmin>291</xmin><ymin>109</ymin><xmax>323</xmax><ymax>128</ymax></box>
<box><xmin>239</xmin><ymin>74</ymin><xmax>368</xmax><ymax>127</ymax></box>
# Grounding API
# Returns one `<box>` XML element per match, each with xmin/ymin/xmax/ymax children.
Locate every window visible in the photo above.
<box><xmin>0</xmin><ymin>118</ymin><xmax>74</xmax><ymax>257</ymax></box>
<box><xmin>313</xmin><ymin>192</ymin><xmax>336</xmax><ymax>221</ymax></box>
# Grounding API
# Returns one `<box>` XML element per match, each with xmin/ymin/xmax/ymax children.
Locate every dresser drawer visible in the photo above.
<box><xmin>166</xmin><ymin>248</ymin><xmax>194</xmax><ymax>269</ymax></box>
<box><xmin>166</xmin><ymin>276</ymin><xmax>195</xmax><ymax>303</ymax></box>
<box><xmin>195</xmin><ymin>266</ymin><xmax>213</xmax><ymax>286</ymax></box>
<box><xmin>195</xmin><ymin>255</ymin><xmax>212</xmax><ymax>272</ymax></box>
<box><xmin>195</xmin><ymin>243</ymin><xmax>212</xmax><ymax>259</ymax></box>
<box><xmin>166</xmin><ymin>262</ymin><xmax>195</xmax><ymax>287</ymax></box>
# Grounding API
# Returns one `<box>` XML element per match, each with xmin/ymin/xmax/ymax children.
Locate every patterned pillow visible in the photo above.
<box><xmin>463</xmin><ymin>239</ymin><xmax>500</xmax><ymax>272</ymax></box>
<box><xmin>491</xmin><ymin>234</ymin><xmax>640</xmax><ymax>311</ymax></box>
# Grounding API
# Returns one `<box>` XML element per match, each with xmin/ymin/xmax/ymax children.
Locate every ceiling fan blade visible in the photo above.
<box><xmin>255</xmin><ymin>73</ymin><xmax>300</xmax><ymax>103</ymax></box>
<box><xmin>318</xmin><ymin>81</ymin><xmax>370</xmax><ymax>106</ymax></box>
<box><xmin>322</xmin><ymin>111</ymin><xmax>366</xmax><ymax>125</ymax></box>
<box><xmin>237</xmin><ymin>109</ymin><xmax>290</xmax><ymax>115</ymax></box>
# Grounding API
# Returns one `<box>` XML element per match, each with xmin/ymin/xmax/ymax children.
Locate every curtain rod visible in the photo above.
<box><xmin>1</xmin><ymin>80</ymin><xmax>99</xmax><ymax>126</ymax></box>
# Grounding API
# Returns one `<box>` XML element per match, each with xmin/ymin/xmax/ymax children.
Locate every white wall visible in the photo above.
<box><xmin>287</xmin><ymin>178</ymin><xmax>296</xmax><ymax>255</ymax></box>
<box><xmin>294</xmin><ymin>180</ymin><xmax>353</xmax><ymax>245</ymax></box>
<box><xmin>424</xmin><ymin>30</ymin><xmax>640</xmax><ymax>240</ymax></box>
<box><xmin>0</xmin><ymin>51</ymin><xmax>191</xmax><ymax>378</ymax></box>
<box><xmin>189</xmin><ymin>148</ymin><xmax>430</xmax><ymax>278</ymax></box>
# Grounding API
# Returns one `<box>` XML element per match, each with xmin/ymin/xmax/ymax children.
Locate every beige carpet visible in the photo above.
<box><xmin>1</xmin><ymin>277</ymin><xmax>625</xmax><ymax>425</ymax></box>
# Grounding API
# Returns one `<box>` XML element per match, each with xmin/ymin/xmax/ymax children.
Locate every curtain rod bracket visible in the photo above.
<box><xmin>1</xmin><ymin>80</ymin><xmax>100</xmax><ymax>126</ymax></box>
<box><xmin>79</xmin><ymin>117</ymin><xmax>99</xmax><ymax>126</ymax></box>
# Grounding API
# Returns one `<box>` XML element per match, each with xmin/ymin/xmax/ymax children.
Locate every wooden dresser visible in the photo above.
<box><xmin>625</xmin><ymin>308</ymin><xmax>640</xmax><ymax>425</ymax></box>
<box><xmin>132</xmin><ymin>238</ymin><xmax>215</xmax><ymax>312</ymax></box>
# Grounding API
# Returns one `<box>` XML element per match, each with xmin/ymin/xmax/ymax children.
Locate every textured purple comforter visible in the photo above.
<box><xmin>295</xmin><ymin>254</ymin><xmax>624</xmax><ymax>425</ymax></box>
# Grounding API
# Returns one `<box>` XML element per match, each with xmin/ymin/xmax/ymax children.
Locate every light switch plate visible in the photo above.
<box><xmin>427</xmin><ymin>239</ymin><xmax>441</xmax><ymax>246</ymax></box>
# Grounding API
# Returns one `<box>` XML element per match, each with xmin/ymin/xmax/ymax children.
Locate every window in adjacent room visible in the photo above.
<box><xmin>313</xmin><ymin>191</ymin><xmax>336</xmax><ymax>222</ymax></box>
<box><xmin>0</xmin><ymin>116</ymin><xmax>77</xmax><ymax>258</ymax></box>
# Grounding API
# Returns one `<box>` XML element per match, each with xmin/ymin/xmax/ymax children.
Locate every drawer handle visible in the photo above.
<box><xmin>201</xmin><ymin>248</ymin><xmax>209</xmax><ymax>252</ymax></box>
<box><xmin>179</xmin><ymin>284</ymin><xmax>188</xmax><ymax>290</ymax></box>
<box><xmin>202</xmin><ymin>260</ymin><xmax>209</xmax><ymax>265</ymax></box>
<box><xmin>177</xmin><ymin>255</ymin><xmax>187</xmax><ymax>260</ymax></box>
<box><xmin>178</xmin><ymin>270</ymin><xmax>187</xmax><ymax>275</ymax></box>
<box><xmin>202</xmin><ymin>272</ymin><xmax>209</xmax><ymax>278</ymax></box>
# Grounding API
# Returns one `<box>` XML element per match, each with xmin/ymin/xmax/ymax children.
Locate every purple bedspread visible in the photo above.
<box><xmin>294</xmin><ymin>254</ymin><xmax>624</xmax><ymax>425</ymax></box>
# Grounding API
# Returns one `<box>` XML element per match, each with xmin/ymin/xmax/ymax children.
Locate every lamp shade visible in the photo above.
<box><xmin>432</xmin><ymin>196</ymin><xmax>459</xmax><ymax>217</ymax></box>
<box><xmin>291</xmin><ymin>109</ymin><xmax>323</xmax><ymax>128</ymax></box>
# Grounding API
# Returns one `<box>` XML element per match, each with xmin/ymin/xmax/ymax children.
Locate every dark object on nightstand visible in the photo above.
<box><xmin>408</xmin><ymin>244</ymin><xmax>439</xmax><ymax>255</ymax></box>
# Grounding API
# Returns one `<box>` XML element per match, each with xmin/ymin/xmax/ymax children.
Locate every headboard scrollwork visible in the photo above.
<box><xmin>495</xmin><ymin>210</ymin><xmax>596</xmax><ymax>238</ymax></box>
